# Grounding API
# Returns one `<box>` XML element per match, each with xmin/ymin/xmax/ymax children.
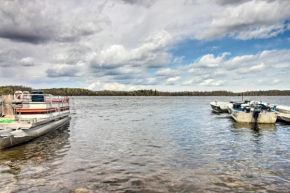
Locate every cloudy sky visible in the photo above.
<box><xmin>0</xmin><ymin>0</ymin><xmax>289</xmax><ymax>91</ymax></box>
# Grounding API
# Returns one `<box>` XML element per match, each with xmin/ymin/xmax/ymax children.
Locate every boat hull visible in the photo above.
<box><xmin>231</xmin><ymin>110</ymin><xmax>277</xmax><ymax>123</ymax></box>
<box><xmin>210</xmin><ymin>102</ymin><xmax>230</xmax><ymax>113</ymax></box>
<box><xmin>227</xmin><ymin>106</ymin><xmax>232</xmax><ymax>114</ymax></box>
<box><xmin>0</xmin><ymin>116</ymin><xmax>71</xmax><ymax>150</ymax></box>
<box><xmin>210</xmin><ymin>104</ymin><xmax>227</xmax><ymax>113</ymax></box>
<box><xmin>277</xmin><ymin>113</ymin><xmax>290</xmax><ymax>123</ymax></box>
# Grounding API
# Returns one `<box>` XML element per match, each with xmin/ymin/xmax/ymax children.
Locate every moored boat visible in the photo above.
<box><xmin>210</xmin><ymin>101</ymin><xmax>233</xmax><ymax>113</ymax></box>
<box><xmin>210</xmin><ymin>100</ymin><xmax>251</xmax><ymax>114</ymax></box>
<box><xmin>229</xmin><ymin>102</ymin><xmax>277</xmax><ymax>124</ymax></box>
<box><xmin>272</xmin><ymin>105</ymin><xmax>290</xmax><ymax>123</ymax></box>
<box><xmin>0</xmin><ymin>91</ymin><xmax>71</xmax><ymax>149</ymax></box>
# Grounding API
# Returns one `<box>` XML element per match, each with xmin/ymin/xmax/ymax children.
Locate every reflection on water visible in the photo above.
<box><xmin>231</xmin><ymin>121</ymin><xmax>277</xmax><ymax>130</ymax></box>
<box><xmin>0</xmin><ymin>123</ymin><xmax>70</xmax><ymax>192</ymax></box>
<box><xmin>1</xmin><ymin>96</ymin><xmax>290</xmax><ymax>192</ymax></box>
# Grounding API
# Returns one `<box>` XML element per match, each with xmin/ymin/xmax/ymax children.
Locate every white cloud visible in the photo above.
<box><xmin>86</xmin><ymin>81</ymin><xmax>101</xmax><ymax>90</ymax></box>
<box><xmin>103</xmin><ymin>83</ymin><xmax>126</xmax><ymax>90</ymax></box>
<box><xmin>211</xmin><ymin>46</ymin><xmax>220</xmax><ymax>51</ymax></box>
<box><xmin>238</xmin><ymin>63</ymin><xmax>266</xmax><ymax>74</ymax></box>
<box><xmin>164</xmin><ymin>49</ymin><xmax>290</xmax><ymax>88</ymax></box>
<box><xmin>166</xmin><ymin>76</ymin><xmax>180</xmax><ymax>85</ymax></box>
<box><xmin>190</xmin><ymin>52</ymin><xmax>230</xmax><ymax>68</ymax></box>
<box><xmin>236</xmin><ymin>24</ymin><xmax>286</xmax><ymax>40</ymax></box>
<box><xmin>224</xmin><ymin>49</ymin><xmax>290</xmax><ymax>70</ymax></box>
<box><xmin>199</xmin><ymin>79</ymin><xmax>224</xmax><ymax>86</ymax></box>
<box><xmin>173</xmin><ymin>56</ymin><xmax>184</xmax><ymax>64</ymax></box>
<box><xmin>127</xmin><ymin>85</ymin><xmax>152</xmax><ymax>91</ymax></box>
<box><xmin>259</xmin><ymin>50</ymin><xmax>290</xmax><ymax>68</ymax></box>
<box><xmin>182</xmin><ymin>77</ymin><xmax>202</xmax><ymax>85</ymax></box>
<box><xmin>199</xmin><ymin>0</ymin><xmax>290</xmax><ymax>40</ymax></box>
<box><xmin>156</xmin><ymin>68</ymin><xmax>176</xmax><ymax>76</ymax></box>
<box><xmin>211</xmin><ymin>71</ymin><xmax>227</xmax><ymax>77</ymax></box>
<box><xmin>88</xmin><ymin>45</ymin><xmax>128</xmax><ymax>68</ymax></box>
<box><xmin>271</xmin><ymin>79</ymin><xmax>281</xmax><ymax>85</ymax></box>
<box><xmin>147</xmin><ymin>77</ymin><xmax>157</xmax><ymax>84</ymax></box>
<box><xmin>88</xmin><ymin>30</ymin><xmax>172</xmax><ymax>69</ymax></box>
<box><xmin>20</xmin><ymin>57</ymin><xmax>36</xmax><ymax>66</ymax></box>
<box><xmin>188</xmin><ymin>68</ymin><xmax>206</xmax><ymax>75</ymax></box>
<box><xmin>224</xmin><ymin>54</ymin><xmax>255</xmax><ymax>70</ymax></box>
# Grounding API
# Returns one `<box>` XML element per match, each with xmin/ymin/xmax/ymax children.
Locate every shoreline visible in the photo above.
<box><xmin>1</xmin><ymin>86</ymin><xmax>290</xmax><ymax>97</ymax></box>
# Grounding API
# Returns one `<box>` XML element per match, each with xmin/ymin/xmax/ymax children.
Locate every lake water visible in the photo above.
<box><xmin>1</xmin><ymin>96</ymin><xmax>290</xmax><ymax>193</ymax></box>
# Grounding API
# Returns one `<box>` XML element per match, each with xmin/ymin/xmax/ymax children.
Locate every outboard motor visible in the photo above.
<box><xmin>253</xmin><ymin>105</ymin><xmax>261</xmax><ymax>130</ymax></box>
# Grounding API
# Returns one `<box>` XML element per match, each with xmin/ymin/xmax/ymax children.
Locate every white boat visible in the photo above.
<box><xmin>0</xmin><ymin>91</ymin><xmax>70</xmax><ymax>149</ymax></box>
<box><xmin>229</xmin><ymin>102</ymin><xmax>277</xmax><ymax>124</ymax></box>
<box><xmin>210</xmin><ymin>101</ymin><xmax>232</xmax><ymax>113</ymax></box>
<box><xmin>273</xmin><ymin>105</ymin><xmax>290</xmax><ymax>123</ymax></box>
<box><xmin>227</xmin><ymin>100</ymin><xmax>266</xmax><ymax>114</ymax></box>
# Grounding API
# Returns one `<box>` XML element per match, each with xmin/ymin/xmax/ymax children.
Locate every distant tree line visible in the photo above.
<box><xmin>0</xmin><ymin>85</ymin><xmax>32</xmax><ymax>95</ymax></box>
<box><xmin>0</xmin><ymin>85</ymin><xmax>290</xmax><ymax>96</ymax></box>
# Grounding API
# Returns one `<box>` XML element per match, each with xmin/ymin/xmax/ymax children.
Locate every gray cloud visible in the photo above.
<box><xmin>121</xmin><ymin>0</ymin><xmax>156</xmax><ymax>7</ymax></box>
<box><xmin>0</xmin><ymin>48</ymin><xmax>39</xmax><ymax>67</ymax></box>
<box><xmin>46</xmin><ymin>64</ymin><xmax>82</xmax><ymax>77</ymax></box>
<box><xmin>0</xmin><ymin>30</ymin><xmax>51</xmax><ymax>44</ymax></box>
<box><xmin>104</xmin><ymin>66</ymin><xmax>143</xmax><ymax>76</ymax></box>
<box><xmin>53</xmin><ymin>46</ymin><xmax>92</xmax><ymax>65</ymax></box>
<box><xmin>0</xmin><ymin>0</ymin><xmax>107</xmax><ymax>44</ymax></box>
<box><xmin>0</xmin><ymin>49</ymin><xmax>18</xmax><ymax>67</ymax></box>
<box><xmin>214</xmin><ymin>0</ymin><xmax>252</xmax><ymax>5</ymax></box>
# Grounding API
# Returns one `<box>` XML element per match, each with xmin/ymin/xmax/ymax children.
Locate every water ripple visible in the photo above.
<box><xmin>1</xmin><ymin>96</ymin><xmax>290</xmax><ymax>192</ymax></box>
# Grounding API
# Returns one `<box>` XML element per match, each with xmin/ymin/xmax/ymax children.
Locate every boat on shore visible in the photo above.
<box><xmin>0</xmin><ymin>91</ymin><xmax>70</xmax><ymax>149</ymax></box>
<box><xmin>229</xmin><ymin>102</ymin><xmax>277</xmax><ymax>124</ymax></box>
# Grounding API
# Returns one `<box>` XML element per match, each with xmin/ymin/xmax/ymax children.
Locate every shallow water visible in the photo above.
<box><xmin>1</xmin><ymin>96</ymin><xmax>290</xmax><ymax>193</ymax></box>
